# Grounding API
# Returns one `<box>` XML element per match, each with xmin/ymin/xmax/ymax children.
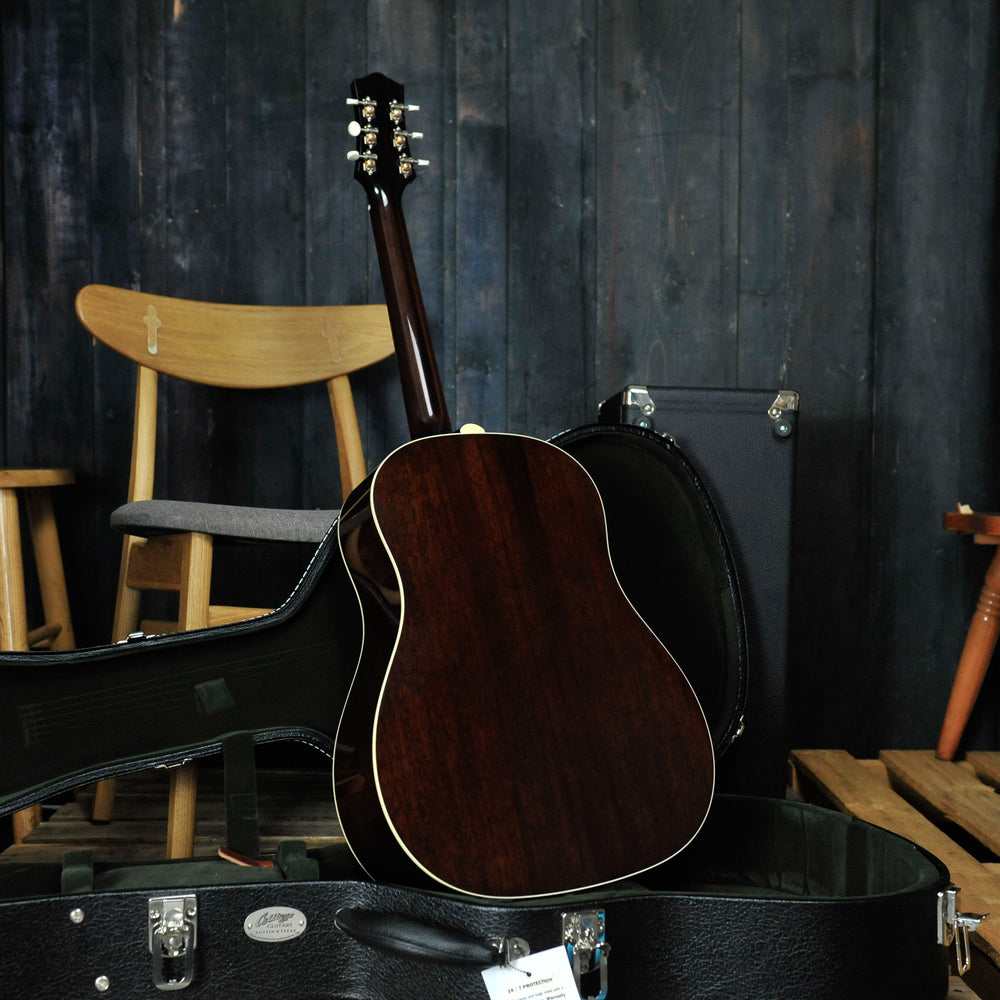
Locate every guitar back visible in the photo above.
<box><xmin>335</xmin><ymin>432</ymin><xmax>714</xmax><ymax>898</ymax></box>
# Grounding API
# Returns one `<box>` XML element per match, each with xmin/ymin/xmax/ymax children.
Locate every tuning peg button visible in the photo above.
<box><xmin>391</xmin><ymin>130</ymin><xmax>424</xmax><ymax>151</ymax></box>
<box><xmin>398</xmin><ymin>156</ymin><xmax>430</xmax><ymax>176</ymax></box>
<box><xmin>347</xmin><ymin>150</ymin><xmax>378</xmax><ymax>174</ymax></box>
<box><xmin>346</xmin><ymin>97</ymin><xmax>377</xmax><ymax>121</ymax></box>
<box><xmin>388</xmin><ymin>101</ymin><xmax>419</xmax><ymax>125</ymax></box>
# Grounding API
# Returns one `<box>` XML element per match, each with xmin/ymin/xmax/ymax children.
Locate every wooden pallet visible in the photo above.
<box><xmin>790</xmin><ymin>750</ymin><xmax>1000</xmax><ymax>1000</ymax></box>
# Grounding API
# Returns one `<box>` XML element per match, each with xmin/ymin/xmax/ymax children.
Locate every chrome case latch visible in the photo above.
<box><xmin>937</xmin><ymin>884</ymin><xmax>987</xmax><ymax>976</ymax></box>
<box><xmin>562</xmin><ymin>909</ymin><xmax>609</xmax><ymax>1000</ymax></box>
<box><xmin>149</xmin><ymin>895</ymin><xmax>198</xmax><ymax>991</ymax></box>
<box><xmin>622</xmin><ymin>386</ymin><xmax>657</xmax><ymax>430</ymax></box>
<box><xmin>768</xmin><ymin>390</ymin><xmax>799</xmax><ymax>438</ymax></box>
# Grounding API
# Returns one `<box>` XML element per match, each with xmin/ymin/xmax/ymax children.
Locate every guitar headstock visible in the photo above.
<box><xmin>347</xmin><ymin>73</ymin><xmax>428</xmax><ymax>201</ymax></box>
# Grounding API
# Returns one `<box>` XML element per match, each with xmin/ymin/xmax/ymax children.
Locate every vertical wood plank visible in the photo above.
<box><xmin>218</xmin><ymin>0</ymin><xmax>307</xmax><ymax>517</ymax></box>
<box><xmin>779</xmin><ymin>1</ymin><xmax>879</xmax><ymax>752</ymax></box>
<box><xmin>224</xmin><ymin>0</ymin><xmax>306</xmax><ymax>307</ymax></box>
<box><xmin>453</xmin><ymin>2</ymin><xmax>509</xmax><ymax>432</ymax></box>
<box><xmin>507</xmin><ymin>0</ymin><xmax>595</xmax><ymax>437</ymax></box>
<box><xmin>872</xmin><ymin>0</ymin><xmax>1000</xmax><ymax>749</ymax></box>
<box><xmin>594</xmin><ymin>0</ymin><xmax>740</xmax><ymax>394</ymax></box>
<box><xmin>736</xmin><ymin>0</ymin><xmax>790</xmax><ymax>388</ymax></box>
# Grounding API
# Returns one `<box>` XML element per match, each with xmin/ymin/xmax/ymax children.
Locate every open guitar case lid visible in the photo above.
<box><xmin>0</xmin><ymin>414</ymin><xmax>962</xmax><ymax>999</ymax></box>
<box><xmin>553</xmin><ymin>420</ymin><xmax>749</xmax><ymax>766</ymax></box>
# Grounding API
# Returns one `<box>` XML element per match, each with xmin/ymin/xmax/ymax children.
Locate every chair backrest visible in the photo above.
<box><xmin>75</xmin><ymin>284</ymin><xmax>396</xmax><ymax>502</ymax></box>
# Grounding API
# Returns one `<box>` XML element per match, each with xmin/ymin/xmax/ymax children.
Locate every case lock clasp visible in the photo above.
<box><xmin>937</xmin><ymin>885</ymin><xmax>987</xmax><ymax>975</ymax></box>
<box><xmin>149</xmin><ymin>895</ymin><xmax>198</xmax><ymax>991</ymax></box>
<box><xmin>562</xmin><ymin>909</ymin><xmax>609</xmax><ymax>1000</ymax></box>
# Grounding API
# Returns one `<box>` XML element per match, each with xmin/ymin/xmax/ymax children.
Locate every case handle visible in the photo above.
<box><xmin>334</xmin><ymin>908</ymin><xmax>527</xmax><ymax>968</ymax></box>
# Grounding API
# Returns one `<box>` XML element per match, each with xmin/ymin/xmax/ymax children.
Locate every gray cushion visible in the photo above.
<box><xmin>110</xmin><ymin>499</ymin><xmax>339</xmax><ymax>544</ymax></box>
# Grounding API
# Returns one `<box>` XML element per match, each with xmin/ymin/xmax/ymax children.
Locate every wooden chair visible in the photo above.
<box><xmin>75</xmin><ymin>284</ymin><xmax>394</xmax><ymax>856</ymax></box>
<box><xmin>937</xmin><ymin>506</ymin><xmax>1000</xmax><ymax>760</ymax></box>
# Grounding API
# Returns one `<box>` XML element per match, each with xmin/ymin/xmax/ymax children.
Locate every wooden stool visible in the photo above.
<box><xmin>937</xmin><ymin>506</ymin><xmax>1000</xmax><ymax>760</ymax></box>
<box><xmin>0</xmin><ymin>469</ymin><xmax>76</xmax><ymax>841</ymax></box>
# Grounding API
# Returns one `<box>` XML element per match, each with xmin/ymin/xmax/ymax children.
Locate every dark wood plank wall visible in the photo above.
<box><xmin>1</xmin><ymin>0</ymin><xmax>997</xmax><ymax>756</ymax></box>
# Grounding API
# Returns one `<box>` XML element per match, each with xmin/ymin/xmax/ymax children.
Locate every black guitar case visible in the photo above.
<box><xmin>0</xmin><ymin>421</ymin><xmax>959</xmax><ymax>998</ymax></box>
<box><xmin>0</xmin><ymin>796</ymin><xmax>950</xmax><ymax>998</ymax></box>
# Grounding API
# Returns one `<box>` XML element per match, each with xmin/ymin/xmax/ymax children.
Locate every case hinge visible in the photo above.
<box><xmin>488</xmin><ymin>934</ymin><xmax>531</xmax><ymax>966</ymax></box>
<box><xmin>562</xmin><ymin>909</ymin><xmax>609</xmax><ymax>1000</ymax></box>
<box><xmin>149</xmin><ymin>895</ymin><xmax>198</xmax><ymax>991</ymax></box>
<box><xmin>937</xmin><ymin>884</ymin><xmax>987</xmax><ymax>975</ymax></box>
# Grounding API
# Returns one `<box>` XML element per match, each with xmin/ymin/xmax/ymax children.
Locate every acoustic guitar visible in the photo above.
<box><xmin>333</xmin><ymin>73</ymin><xmax>715</xmax><ymax>899</ymax></box>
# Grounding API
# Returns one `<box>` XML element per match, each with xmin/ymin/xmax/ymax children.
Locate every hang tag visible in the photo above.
<box><xmin>482</xmin><ymin>946</ymin><xmax>582</xmax><ymax>1000</ymax></box>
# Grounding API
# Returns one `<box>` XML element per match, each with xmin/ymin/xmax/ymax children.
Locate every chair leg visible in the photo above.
<box><xmin>0</xmin><ymin>488</ymin><xmax>43</xmax><ymax>840</ymax></box>
<box><xmin>92</xmin><ymin>536</ymin><xmax>146</xmax><ymax>824</ymax></box>
<box><xmin>167</xmin><ymin>532</ymin><xmax>212</xmax><ymax>858</ymax></box>
<box><xmin>177</xmin><ymin>532</ymin><xmax>212</xmax><ymax>631</ymax></box>
<box><xmin>11</xmin><ymin>804</ymin><xmax>42</xmax><ymax>843</ymax></box>
<box><xmin>24</xmin><ymin>487</ymin><xmax>76</xmax><ymax>650</ymax></box>
<box><xmin>937</xmin><ymin>544</ymin><xmax>1000</xmax><ymax>760</ymax></box>
<box><xmin>90</xmin><ymin>778</ymin><xmax>119</xmax><ymax>825</ymax></box>
<box><xmin>166</xmin><ymin>762</ymin><xmax>199</xmax><ymax>859</ymax></box>
<box><xmin>0</xmin><ymin>488</ymin><xmax>28</xmax><ymax>651</ymax></box>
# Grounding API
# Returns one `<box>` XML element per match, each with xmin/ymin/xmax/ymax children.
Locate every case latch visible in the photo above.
<box><xmin>149</xmin><ymin>895</ymin><xmax>198</xmax><ymax>991</ymax></box>
<box><xmin>562</xmin><ymin>909</ymin><xmax>609</xmax><ymax>999</ymax></box>
<box><xmin>937</xmin><ymin>884</ymin><xmax>987</xmax><ymax>975</ymax></box>
<box><xmin>768</xmin><ymin>391</ymin><xmax>799</xmax><ymax>438</ymax></box>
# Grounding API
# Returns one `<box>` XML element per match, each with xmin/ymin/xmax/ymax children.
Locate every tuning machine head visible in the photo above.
<box><xmin>397</xmin><ymin>156</ymin><xmax>430</xmax><ymax>177</ymax></box>
<box><xmin>391</xmin><ymin>129</ymin><xmax>423</xmax><ymax>150</ymax></box>
<box><xmin>346</xmin><ymin>149</ymin><xmax>378</xmax><ymax>175</ymax></box>
<box><xmin>347</xmin><ymin>76</ymin><xmax>429</xmax><ymax>184</ymax></box>
<box><xmin>346</xmin><ymin>96</ymin><xmax>377</xmax><ymax>121</ymax></box>
<box><xmin>348</xmin><ymin>119</ymin><xmax>379</xmax><ymax>148</ymax></box>
<box><xmin>389</xmin><ymin>100</ymin><xmax>420</xmax><ymax>123</ymax></box>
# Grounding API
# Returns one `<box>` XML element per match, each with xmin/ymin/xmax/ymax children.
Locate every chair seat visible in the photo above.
<box><xmin>111</xmin><ymin>500</ymin><xmax>339</xmax><ymax>544</ymax></box>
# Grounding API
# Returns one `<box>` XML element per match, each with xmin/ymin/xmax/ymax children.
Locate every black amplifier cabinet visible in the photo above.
<box><xmin>598</xmin><ymin>386</ymin><xmax>799</xmax><ymax>796</ymax></box>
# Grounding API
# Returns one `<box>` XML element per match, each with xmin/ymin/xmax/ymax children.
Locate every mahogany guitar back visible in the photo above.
<box><xmin>334</xmin><ymin>431</ymin><xmax>714</xmax><ymax>898</ymax></box>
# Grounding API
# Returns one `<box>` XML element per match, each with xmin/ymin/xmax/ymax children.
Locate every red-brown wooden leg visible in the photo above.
<box><xmin>937</xmin><ymin>545</ymin><xmax>1000</xmax><ymax>759</ymax></box>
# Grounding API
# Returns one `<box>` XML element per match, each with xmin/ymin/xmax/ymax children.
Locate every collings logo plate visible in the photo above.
<box><xmin>244</xmin><ymin>906</ymin><xmax>307</xmax><ymax>943</ymax></box>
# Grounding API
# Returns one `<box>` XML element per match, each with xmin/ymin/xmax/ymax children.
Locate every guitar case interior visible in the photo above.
<box><xmin>0</xmin><ymin>418</ymin><xmax>958</xmax><ymax>998</ymax></box>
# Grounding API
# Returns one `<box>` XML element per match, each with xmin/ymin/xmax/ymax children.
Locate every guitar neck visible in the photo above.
<box><xmin>366</xmin><ymin>190</ymin><xmax>452</xmax><ymax>438</ymax></box>
<box><xmin>350</xmin><ymin>72</ymin><xmax>452</xmax><ymax>439</ymax></box>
